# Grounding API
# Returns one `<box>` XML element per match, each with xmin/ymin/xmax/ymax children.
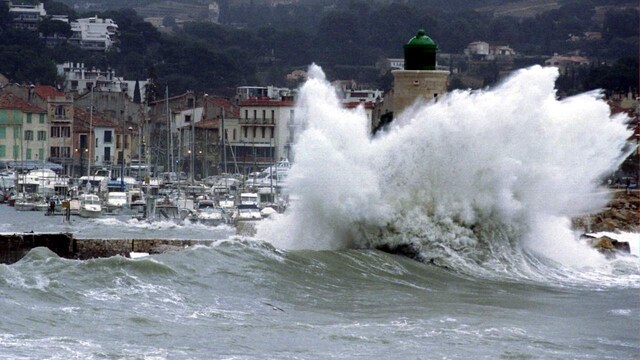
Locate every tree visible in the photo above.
<box><xmin>133</xmin><ymin>80</ymin><xmax>141</xmax><ymax>103</ymax></box>
<box><xmin>38</xmin><ymin>18</ymin><xmax>73</xmax><ymax>38</ymax></box>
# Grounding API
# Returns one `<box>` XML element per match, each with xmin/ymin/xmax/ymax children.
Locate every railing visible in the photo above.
<box><xmin>238</xmin><ymin>118</ymin><xmax>275</xmax><ymax>125</ymax></box>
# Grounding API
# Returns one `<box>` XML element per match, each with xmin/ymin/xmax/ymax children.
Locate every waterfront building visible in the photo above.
<box><xmin>73</xmin><ymin>107</ymin><xmax>134</xmax><ymax>178</ymax></box>
<box><xmin>34</xmin><ymin>86</ymin><xmax>74</xmax><ymax>176</ymax></box>
<box><xmin>237</xmin><ymin>97</ymin><xmax>294</xmax><ymax>174</ymax></box>
<box><xmin>0</xmin><ymin>92</ymin><xmax>48</xmax><ymax>164</ymax></box>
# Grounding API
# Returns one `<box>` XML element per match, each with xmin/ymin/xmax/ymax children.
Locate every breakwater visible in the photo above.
<box><xmin>0</xmin><ymin>232</ymin><xmax>213</xmax><ymax>264</ymax></box>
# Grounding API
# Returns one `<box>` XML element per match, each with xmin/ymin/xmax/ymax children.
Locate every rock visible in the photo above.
<box><xmin>376</xmin><ymin>243</ymin><xmax>425</xmax><ymax>261</ymax></box>
<box><xmin>583</xmin><ymin>235</ymin><xmax>631</xmax><ymax>257</ymax></box>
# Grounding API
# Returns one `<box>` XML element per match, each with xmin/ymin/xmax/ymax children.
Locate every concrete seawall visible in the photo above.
<box><xmin>0</xmin><ymin>233</ymin><xmax>213</xmax><ymax>264</ymax></box>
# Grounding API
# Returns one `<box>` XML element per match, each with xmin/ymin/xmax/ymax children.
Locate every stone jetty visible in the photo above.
<box><xmin>0</xmin><ymin>232</ymin><xmax>213</xmax><ymax>264</ymax></box>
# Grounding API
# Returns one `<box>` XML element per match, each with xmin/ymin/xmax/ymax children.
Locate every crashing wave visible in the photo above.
<box><xmin>257</xmin><ymin>64</ymin><xmax>636</xmax><ymax>282</ymax></box>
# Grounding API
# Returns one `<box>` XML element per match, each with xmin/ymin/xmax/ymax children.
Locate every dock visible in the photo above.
<box><xmin>0</xmin><ymin>232</ymin><xmax>214</xmax><ymax>264</ymax></box>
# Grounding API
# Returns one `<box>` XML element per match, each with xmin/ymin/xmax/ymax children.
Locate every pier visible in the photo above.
<box><xmin>0</xmin><ymin>232</ymin><xmax>213</xmax><ymax>264</ymax></box>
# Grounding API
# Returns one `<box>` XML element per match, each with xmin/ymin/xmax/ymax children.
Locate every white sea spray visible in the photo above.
<box><xmin>258</xmin><ymin>65</ymin><xmax>636</xmax><ymax>281</ymax></box>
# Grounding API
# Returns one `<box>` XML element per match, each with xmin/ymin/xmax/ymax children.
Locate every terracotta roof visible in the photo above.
<box><xmin>195</xmin><ymin>118</ymin><xmax>220</xmax><ymax>129</ymax></box>
<box><xmin>0</xmin><ymin>92</ymin><xmax>46</xmax><ymax>113</ymax></box>
<box><xmin>34</xmin><ymin>85</ymin><xmax>64</xmax><ymax>99</ymax></box>
<box><xmin>73</xmin><ymin>106</ymin><xmax>119</xmax><ymax>131</ymax></box>
<box><xmin>239</xmin><ymin>99</ymin><xmax>294</xmax><ymax>107</ymax></box>
<box><xmin>343</xmin><ymin>101</ymin><xmax>375</xmax><ymax>109</ymax></box>
<box><xmin>205</xmin><ymin>96</ymin><xmax>240</xmax><ymax>118</ymax></box>
<box><xmin>148</xmin><ymin>92</ymin><xmax>191</xmax><ymax>106</ymax></box>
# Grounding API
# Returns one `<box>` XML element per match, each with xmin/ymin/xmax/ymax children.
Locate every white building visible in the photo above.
<box><xmin>235</xmin><ymin>98</ymin><xmax>295</xmax><ymax>171</ymax></box>
<box><xmin>464</xmin><ymin>41</ymin><xmax>490</xmax><ymax>57</ymax></box>
<box><xmin>235</xmin><ymin>86</ymin><xmax>293</xmax><ymax>102</ymax></box>
<box><xmin>8</xmin><ymin>2</ymin><xmax>46</xmax><ymax>30</ymax></box>
<box><xmin>68</xmin><ymin>16</ymin><xmax>118</xmax><ymax>51</ymax></box>
<box><xmin>56</xmin><ymin>62</ymin><xmax>147</xmax><ymax>99</ymax></box>
<box><xmin>387</xmin><ymin>58</ymin><xmax>405</xmax><ymax>70</ymax></box>
<box><xmin>174</xmin><ymin>105</ymin><xmax>205</xmax><ymax>155</ymax></box>
<box><xmin>544</xmin><ymin>54</ymin><xmax>590</xmax><ymax>75</ymax></box>
<box><xmin>93</xmin><ymin>126</ymin><xmax>116</xmax><ymax>166</ymax></box>
<box><xmin>338</xmin><ymin>89</ymin><xmax>384</xmax><ymax>103</ymax></box>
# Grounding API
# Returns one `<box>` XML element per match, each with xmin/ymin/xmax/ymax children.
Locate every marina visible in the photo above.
<box><xmin>0</xmin><ymin>157</ymin><xmax>291</xmax><ymax>227</ymax></box>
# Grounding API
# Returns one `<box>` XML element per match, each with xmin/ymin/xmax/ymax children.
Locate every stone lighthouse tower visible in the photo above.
<box><xmin>391</xmin><ymin>29</ymin><xmax>449</xmax><ymax>115</ymax></box>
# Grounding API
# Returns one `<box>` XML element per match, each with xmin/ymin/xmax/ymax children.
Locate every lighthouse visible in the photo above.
<box><xmin>374</xmin><ymin>29</ymin><xmax>449</xmax><ymax>132</ymax></box>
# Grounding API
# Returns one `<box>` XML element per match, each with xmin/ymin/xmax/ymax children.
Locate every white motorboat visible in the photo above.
<box><xmin>231</xmin><ymin>204</ymin><xmax>262</xmax><ymax>222</ymax></box>
<box><xmin>14</xmin><ymin>195</ymin><xmax>37</xmax><ymax>211</ymax></box>
<box><xmin>190</xmin><ymin>206</ymin><xmax>230</xmax><ymax>226</ymax></box>
<box><xmin>78</xmin><ymin>193</ymin><xmax>102</xmax><ymax>218</ymax></box>
<box><xmin>218</xmin><ymin>194</ymin><xmax>236</xmax><ymax>210</ymax></box>
<box><xmin>105</xmin><ymin>191</ymin><xmax>128</xmax><ymax>212</ymax></box>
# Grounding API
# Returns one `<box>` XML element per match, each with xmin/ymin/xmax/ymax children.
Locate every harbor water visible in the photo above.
<box><xmin>1</xmin><ymin>66</ymin><xmax>639</xmax><ymax>359</ymax></box>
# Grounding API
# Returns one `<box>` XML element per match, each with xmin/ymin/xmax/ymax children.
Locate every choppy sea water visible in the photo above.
<box><xmin>0</xmin><ymin>207</ymin><xmax>638</xmax><ymax>359</ymax></box>
<box><xmin>2</xmin><ymin>65</ymin><xmax>640</xmax><ymax>358</ymax></box>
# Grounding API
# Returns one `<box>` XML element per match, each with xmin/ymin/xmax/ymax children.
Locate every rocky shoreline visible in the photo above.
<box><xmin>572</xmin><ymin>190</ymin><xmax>639</xmax><ymax>256</ymax></box>
<box><xmin>572</xmin><ymin>190</ymin><xmax>640</xmax><ymax>233</ymax></box>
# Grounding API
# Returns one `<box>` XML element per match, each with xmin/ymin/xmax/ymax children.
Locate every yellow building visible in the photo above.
<box><xmin>0</xmin><ymin>92</ymin><xmax>48</xmax><ymax>163</ymax></box>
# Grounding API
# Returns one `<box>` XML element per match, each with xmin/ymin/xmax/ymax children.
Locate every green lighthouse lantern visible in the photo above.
<box><xmin>404</xmin><ymin>29</ymin><xmax>438</xmax><ymax>70</ymax></box>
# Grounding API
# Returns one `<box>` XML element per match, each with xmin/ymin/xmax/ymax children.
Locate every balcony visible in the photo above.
<box><xmin>239</xmin><ymin>118</ymin><xmax>275</xmax><ymax>126</ymax></box>
<box><xmin>52</xmin><ymin>114</ymin><xmax>71</xmax><ymax>122</ymax></box>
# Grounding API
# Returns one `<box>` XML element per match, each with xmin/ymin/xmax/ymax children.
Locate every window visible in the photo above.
<box><xmin>39</xmin><ymin>149</ymin><xmax>44</xmax><ymax>160</ymax></box>
<box><xmin>95</xmin><ymin>137</ymin><xmax>98</xmax><ymax>147</ymax></box>
<box><xmin>61</xmin><ymin>126</ymin><xmax>70</xmax><ymax>137</ymax></box>
<box><xmin>243</xmin><ymin>127</ymin><xmax>248</xmax><ymax>138</ymax></box>
<box><xmin>51</xmin><ymin>127</ymin><xmax>60</xmax><ymax>137</ymax></box>
<box><xmin>244</xmin><ymin>110</ymin><xmax>248</xmax><ymax>120</ymax></box>
<box><xmin>270</xmin><ymin>128</ymin><xmax>274</xmax><ymax>139</ymax></box>
<box><xmin>104</xmin><ymin>130</ymin><xmax>112</xmax><ymax>143</ymax></box>
<box><xmin>124</xmin><ymin>135</ymin><xmax>129</xmax><ymax>149</ymax></box>
<box><xmin>0</xmin><ymin>145</ymin><xmax>5</xmax><ymax>158</ymax></box>
<box><xmin>27</xmin><ymin>114</ymin><xmax>32</xmax><ymax>123</ymax></box>
<box><xmin>116</xmin><ymin>134</ymin><xmax>121</xmax><ymax>148</ymax></box>
<box><xmin>271</xmin><ymin>110</ymin><xmax>275</xmax><ymax>123</ymax></box>
<box><xmin>261</xmin><ymin>127</ymin><xmax>265</xmax><ymax>138</ymax></box>
<box><xmin>232</xmin><ymin>129</ymin><xmax>236</xmax><ymax>140</ymax></box>
<box><xmin>26</xmin><ymin>148</ymin><xmax>32</xmax><ymax>160</ymax></box>
<box><xmin>262</xmin><ymin>110</ymin><xmax>266</xmax><ymax>120</ymax></box>
<box><xmin>104</xmin><ymin>147</ymin><xmax>111</xmax><ymax>162</ymax></box>
<box><xmin>13</xmin><ymin>145</ymin><xmax>19</xmax><ymax>158</ymax></box>
<box><xmin>50</xmin><ymin>146</ymin><xmax>59</xmax><ymax>157</ymax></box>
<box><xmin>253</xmin><ymin>110</ymin><xmax>257</xmax><ymax>119</ymax></box>
<box><xmin>39</xmin><ymin>114</ymin><xmax>45</xmax><ymax>124</ymax></box>
<box><xmin>0</xmin><ymin>128</ymin><xmax>5</xmax><ymax>139</ymax></box>
<box><xmin>13</xmin><ymin>127</ymin><xmax>20</xmax><ymax>139</ymax></box>
<box><xmin>55</xmin><ymin>105</ymin><xmax>65</xmax><ymax>118</ymax></box>
<box><xmin>24</xmin><ymin>130</ymin><xmax>34</xmax><ymax>141</ymax></box>
<box><xmin>37</xmin><ymin>130</ymin><xmax>46</xmax><ymax>141</ymax></box>
<box><xmin>252</xmin><ymin>127</ymin><xmax>256</xmax><ymax>138</ymax></box>
<box><xmin>185</xmin><ymin>115</ymin><xmax>191</xmax><ymax>123</ymax></box>
<box><xmin>187</xmin><ymin>98</ymin><xmax>194</xmax><ymax>108</ymax></box>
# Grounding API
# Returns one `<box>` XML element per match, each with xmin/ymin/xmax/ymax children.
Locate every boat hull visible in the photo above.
<box><xmin>79</xmin><ymin>207</ymin><xmax>102</xmax><ymax>218</ymax></box>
